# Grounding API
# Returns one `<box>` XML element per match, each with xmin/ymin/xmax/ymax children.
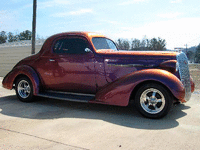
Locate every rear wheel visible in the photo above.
<box><xmin>15</xmin><ymin>77</ymin><xmax>34</xmax><ymax>102</ymax></box>
<box><xmin>135</xmin><ymin>83</ymin><xmax>172</xmax><ymax>119</ymax></box>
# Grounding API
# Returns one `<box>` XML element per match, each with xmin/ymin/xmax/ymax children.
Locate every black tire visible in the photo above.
<box><xmin>135</xmin><ymin>83</ymin><xmax>172</xmax><ymax>119</ymax></box>
<box><xmin>15</xmin><ymin>77</ymin><xmax>34</xmax><ymax>102</ymax></box>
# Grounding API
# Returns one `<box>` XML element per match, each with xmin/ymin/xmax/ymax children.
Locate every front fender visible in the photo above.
<box><xmin>91</xmin><ymin>69</ymin><xmax>184</xmax><ymax>106</ymax></box>
<box><xmin>2</xmin><ymin>65</ymin><xmax>40</xmax><ymax>95</ymax></box>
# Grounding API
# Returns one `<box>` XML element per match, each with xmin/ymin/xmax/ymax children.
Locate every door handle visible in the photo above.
<box><xmin>49</xmin><ymin>59</ymin><xmax>55</xmax><ymax>62</ymax></box>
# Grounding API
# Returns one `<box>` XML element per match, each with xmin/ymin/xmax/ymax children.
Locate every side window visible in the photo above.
<box><xmin>53</xmin><ymin>38</ymin><xmax>89</xmax><ymax>54</ymax></box>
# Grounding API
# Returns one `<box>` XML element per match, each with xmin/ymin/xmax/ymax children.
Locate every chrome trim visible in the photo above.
<box><xmin>176</xmin><ymin>52</ymin><xmax>191</xmax><ymax>101</ymax></box>
<box><xmin>49</xmin><ymin>59</ymin><xmax>55</xmax><ymax>62</ymax></box>
<box><xmin>107</xmin><ymin>64</ymin><xmax>154</xmax><ymax>67</ymax></box>
<box><xmin>105</xmin><ymin>59</ymin><xmax>117</xmax><ymax>62</ymax></box>
<box><xmin>105</xmin><ymin>59</ymin><xmax>154</xmax><ymax>67</ymax></box>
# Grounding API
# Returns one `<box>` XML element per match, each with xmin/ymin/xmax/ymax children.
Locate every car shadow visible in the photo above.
<box><xmin>0</xmin><ymin>95</ymin><xmax>190</xmax><ymax>130</ymax></box>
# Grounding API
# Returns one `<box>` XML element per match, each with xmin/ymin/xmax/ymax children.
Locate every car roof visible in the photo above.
<box><xmin>48</xmin><ymin>31</ymin><xmax>106</xmax><ymax>39</ymax></box>
<box><xmin>39</xmin><ymin>31</ymin><xmax>107</xmax><ymax>55</ymax></box>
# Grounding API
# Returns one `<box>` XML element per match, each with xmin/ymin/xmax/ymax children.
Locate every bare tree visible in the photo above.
<box><xmin>116</xmin><ymin>39</ymin><xmax>130</xmax><ymax>50</ymax></box>
<box><xmin>149</xmin><ymin>37</ymin><xmax>166</xmax><ymax>50</ymax></box>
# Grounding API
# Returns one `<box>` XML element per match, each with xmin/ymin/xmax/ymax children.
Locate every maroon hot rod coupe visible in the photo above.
<box><xmin>2</xmin><ymin>32</ymin><xmax>195</xmax><ymax>118</ymax></box>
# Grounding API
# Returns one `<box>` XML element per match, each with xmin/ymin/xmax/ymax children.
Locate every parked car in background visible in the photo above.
<box><xmin>2</xmin><ymin>32</ymin><xmax>195</xmax><ymax>118</ymax></box>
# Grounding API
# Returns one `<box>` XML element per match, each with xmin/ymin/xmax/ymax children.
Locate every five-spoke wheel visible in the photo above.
<box><xmin>15</xmin><ymin>77</ymin><xmax>34</xmax><ymax>102</ymax></box>
<box><xmin>135</xmin><ymin>83</ymin><xmax>172</xmax><ymax>118</ymax></box>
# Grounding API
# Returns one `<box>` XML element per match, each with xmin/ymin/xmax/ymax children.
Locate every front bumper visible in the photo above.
<box><xmin>180</xmin><ymin>77</ymin><xmax>195</xmax><ymax>103</ymax></box>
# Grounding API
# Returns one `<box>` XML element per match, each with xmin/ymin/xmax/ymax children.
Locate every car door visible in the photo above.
<box><xmin>40</xmin><ymin>37</ymin><xmax>96</xmax><ymax>94</ymax></box>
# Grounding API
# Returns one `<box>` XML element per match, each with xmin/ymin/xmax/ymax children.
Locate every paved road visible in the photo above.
<box><xmin>0</xmin><ymin>77</ymin><xmax>200</xmax><ymax>150</ymax></box>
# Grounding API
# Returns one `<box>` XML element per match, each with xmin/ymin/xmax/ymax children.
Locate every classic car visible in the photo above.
<box><xmin>2</xmin><ymin>32</ymin><xmax>195</xmax><ymax>118</ymax></box>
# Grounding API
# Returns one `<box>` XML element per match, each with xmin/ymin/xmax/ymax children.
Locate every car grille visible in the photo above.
<box><xmin>176</xmin><ymin>52</ymin><xmax>191</xmax><ymax>101</ymax></box>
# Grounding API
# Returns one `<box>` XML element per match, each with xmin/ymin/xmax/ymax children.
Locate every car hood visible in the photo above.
<box><xmin>96</xmin><ymin>49</ymin><xmax>177</xmax><ymax>58</ymax></box>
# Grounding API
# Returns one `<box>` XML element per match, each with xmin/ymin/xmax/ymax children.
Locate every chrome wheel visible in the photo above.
<box><xmin>17</xmin><ymin>80</ymin><xmax>31</xmax><ymax>99</ymax></box>
<box><xmin>135</xmin><ymin>83</ymin><xmax>172</xmax><ymax>118</ymax></box>
<box><xmin>140</xmin><ymin>88</ymin><xmax>165</xmax><ymax>114</ymax></box>
<box><xmin>15</xmin><ymin>77</ymin><xmax>34</xmax><ymax>102</ymax></box>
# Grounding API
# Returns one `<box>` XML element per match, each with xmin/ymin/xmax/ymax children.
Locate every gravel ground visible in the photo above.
<box><xmin>0</xmin><ymin>77</ymin><xmax>200</xmax><ymax>150</ymax></box>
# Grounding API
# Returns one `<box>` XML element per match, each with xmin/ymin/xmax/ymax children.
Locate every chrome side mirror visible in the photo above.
<box><xmin>85</xmin><ymin>48</ymin><xmax>92</xmax><ymax>53</ymax></box>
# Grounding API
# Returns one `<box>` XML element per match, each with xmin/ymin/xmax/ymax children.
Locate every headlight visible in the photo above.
<box><xmin>160</xmin><ymin>60</ymin><xmax>178</xmax><ymax>73</ymax></box>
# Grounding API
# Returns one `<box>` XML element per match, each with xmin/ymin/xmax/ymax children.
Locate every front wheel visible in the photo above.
<box><xmin>15</xmin><ymin>77</ymin><xmax>34</xmax><ymax>102</ymax></box>
<box><xmin>135</xmin><ymin>83</ymin><xmax>172</xmax><ymax>119</ymax></box>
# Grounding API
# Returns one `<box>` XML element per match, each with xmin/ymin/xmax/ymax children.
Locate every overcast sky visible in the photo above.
<box><xmin>1</xmin><ymin>0</ymin><xmax>200</xmax><ymax>49</ymax></box>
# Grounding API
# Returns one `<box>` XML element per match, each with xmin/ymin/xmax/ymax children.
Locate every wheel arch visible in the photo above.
<box><xmin>18</xmin><ymin>66</ymin><xmax>40</xmax><ymax>95</ymax></box>
<box><xmin>129</xmin><ymin>80</ymin><xmax>176</xmax><ymax>105</ymax></box>
<box><xmin>14</xmin><ymin>74</ymin><xmax>33</xmax><ymax>88</ymax></box>
<box><xmin>3</xmin><ymin>65</ymin><xmax>41</xmax><ymax>95</ymax></box>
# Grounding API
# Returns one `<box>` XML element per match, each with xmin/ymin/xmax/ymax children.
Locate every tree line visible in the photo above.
<box><xmin>183</xmin><ymin>45</ymin><xmax>200</xmax><ymax>63</ymax></box>
<box><xmin>0</xmin><ymin>31</ymin><xmax>167</xmax><ymax>51</ymax></box>
<box><xmin>115</xmin><ymin>37</ymin><xmax>166</xmax><ymax>51</ymax></box>
<box><xmin>0</xmin><ymin>30</ymin><xmax>33</xmax><ymax>44</ymax></box>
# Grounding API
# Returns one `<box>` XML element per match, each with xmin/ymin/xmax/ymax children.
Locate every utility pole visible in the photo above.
<box><xmin>31</xmin><ymin>0</ymin><xmax>37</xmax><ymax>54</ymax></box>
<box><xmin>185</xmin><ymin>44</ymin><xmax>188</xmax><ymax>53</ymax></box>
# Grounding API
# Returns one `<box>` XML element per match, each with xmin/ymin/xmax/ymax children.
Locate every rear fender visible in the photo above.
<box><xmin>91</xmin><ymin>69</ymin><xmax>184</xmax><ymax>106</ymax></box>
<box><xmin>2</xmin><ymin>65</ymin><xmax>40</xmax><ymax>95</ymax></box>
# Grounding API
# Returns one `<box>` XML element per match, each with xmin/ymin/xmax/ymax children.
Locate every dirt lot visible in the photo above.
<box><xmin>189</xmin><ymin>63</ymin><xmax>200</xmax><ymax>90</ymax></box>
<box><xmin>0</xmin><ymin>71</ymin><xmax>200</xmax><ymax>150</ymax></box>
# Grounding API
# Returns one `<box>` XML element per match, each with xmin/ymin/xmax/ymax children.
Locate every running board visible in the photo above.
<box><xmin>38</xmin><ymin>91</ymin><xmax>95</xmax><ymax>103</ymax></box>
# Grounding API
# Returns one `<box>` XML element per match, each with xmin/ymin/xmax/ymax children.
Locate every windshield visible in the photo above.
<box><xmin>92</xmin><ymin>37</ymin><xmax>118</xmax><ymax>51</ymax></box>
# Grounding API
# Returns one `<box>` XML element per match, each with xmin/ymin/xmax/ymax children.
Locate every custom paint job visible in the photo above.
<box><xmin>92</xmin><ymin>69</ymin><xmax>185</xmax><ymax>106</ymax></box>
<box><xmin>2</xmin><ymin>32</ymin><xmax>194</xmax><ymax>106</ymax></box>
